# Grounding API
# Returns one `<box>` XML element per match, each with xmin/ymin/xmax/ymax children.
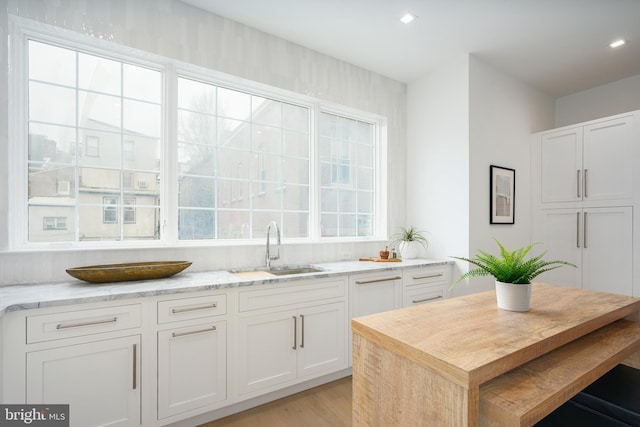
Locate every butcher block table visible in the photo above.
<box><xmin>351</xmin><ymin>283</ymin><xmax>640</xmax><ymax>427</ymax></box>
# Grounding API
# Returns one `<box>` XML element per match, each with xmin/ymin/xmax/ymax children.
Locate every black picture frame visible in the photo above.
<box><xmin>490</xmin><ymin>165</ymin><xmax>515</xmax><ymax>224</ymax></box>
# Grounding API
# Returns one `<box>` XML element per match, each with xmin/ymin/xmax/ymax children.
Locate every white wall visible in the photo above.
<box><xmin>555</xmin><ymin>73</ymin><xmax>640</xmax><ymax>127</ymax></box>
<box><xmin>407</xmin><ymin>55</ymin><xmax>555</xmax><ymax>297</ymax></box>
<box><xmin>467</xmin><ymin>56</ymin><xmax>555</xmax><ymax>294</ymax></box>
<box><xmin>406</xmin><ymin>55</ymin><xmax>470</xmax><ymax>267</ymax></box>
<box><xmin>0</xmin><ymin>0</ymin><xmax>407</xmax><ymax>284</ymax></box>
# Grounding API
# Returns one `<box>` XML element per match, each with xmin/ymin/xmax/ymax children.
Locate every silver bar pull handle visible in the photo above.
<box><xmin>577</xmin><ymin>170</ymin><xmax>581</xmax><ymax>198</ymax></box>
<box><xmin>133</xmin><ymin>343</ymin><xmax>137</xmax><ymax>390</ymax></box>
<box><xmin>583</xmin><ymin>169</ymin><xmax>588</xmax><ymax>197</ymax></box>
<box><xmin>171</xmin><ymin>325</ymin><xmax>216</xmax><ymax>338</ymax></box>
<box><xmin>171</xmin><ymin>303</ymin><xmax>217</xmax><ymax>314</ymax></box>
<box><xmin>412</xmin><ymin>273</ymin><xmax>443</xmax><ymax>280</ymax></box>
<box><xmin>584</xmin><ymin>212</ymin><xmax>588</xmax><ymax>249</ymax></box>
<box><xmin>292</xmin><ymin>316</ymin><xmax>297</xmax><ymax>350</ymax></box>
<box><xmin>56</xmin><ymin>317</ymin><xmax>117</xmax><ymax>330</ymax></box>
<box><xmin>355</xmin><ymin>276</ymin><xmax>402</xmax><ymax>285</ymax></box>
<box><xmin>300</xmin><ymin>315</ymin><xmax>305</xmax><ymax>348</ymax></box>
<box><xmin>576</xmin><ymin>212</ymin><xmax>580</xmax><ymax>248</ymax></box>
<box><xmin>412</xmin><ymin>296</ymin><xmax>442</xmax><ymax>304</ymax></box>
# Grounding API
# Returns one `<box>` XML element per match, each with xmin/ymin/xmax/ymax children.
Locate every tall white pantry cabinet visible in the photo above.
<box><xmin>531</xmin><ymin>110</ymin><xmax>640</xmax><ymax>297</ymax></box>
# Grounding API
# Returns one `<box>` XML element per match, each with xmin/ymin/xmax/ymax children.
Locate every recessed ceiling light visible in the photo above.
<box><xmin>400</xmin><ymin>13</ymin><xmax>416</xmax><ymax>24</ymax></box>
<box><xmin>610</xmin><ymin>39</ymin><xmax>626</xmax><ymax>48</ymax></box>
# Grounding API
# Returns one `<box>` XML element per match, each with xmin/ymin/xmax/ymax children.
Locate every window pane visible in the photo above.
<box><xmin>284</xmin><ymin>130</ymin><xmax>309</xmax><ymax>158</ymax></box>
<box><xmin>124</xmin><ymin>207</ymin><xmax>159</xmax><ymax>240</ymax></box>
<box><xmin>283</xmin><ymin>103</ymin><xmax>309</xmax><ymax>132</ymax></box>
<box><xmin>217</xmin><ymin>210</ymin><xmax>250</xmax><ymax>239</ymax></box>
<box><xmin>79</xmin><ymin>168</ymin><xmax>120</xmax><ymax>191</ymax></box>
<box><xmin>124</xmin><ymin>64</ymin><xmax>161</xmax><ymax>103</ymax></box>
<box><xmin>179</xmin><ymin>176</ymin><xmax>215</xmax><ymax>208</ymax></box>
<box><xmin>29</xmin><ymin>165</ymin><xmax>75</xmax><ymax>200</ymax></box>
<box><xmin>178</xmin><ymin>110</ymin><xmax>216</xmax><ymax>145</ymax></box>
<box><xmin>252</xmin><ymin>96</ymin><xmax>281</xmax><ymax>127</ymax></box>
<box><xmin>283</xmin><ymin>212</ymin><xmax>308</xmax><ymax>238</ymax></box>
<box><xmin>78</xmin><ymin>130</ymin><xmax>120</xmax><ymax>168</ymax></box>
<box><xmin>123</xmin><ymin>136</ymin><xmax>160</xmax><ymax>171</ymax></box>
<box><xmin>179</xmin><ymin>143</ymin><xmax>215</xmax><ymax>176</ymax></box>
<box><xmin>218</xmin><ymin>87</ymin><xmax>250</xmax><ymax>120</ymax></box>
<box><xmin>29</xmin><ymin>206</ymin><xmax>75</xmax><ymax>242</ymax></box>
<box><xmin>178</xmin><ymin>78</ymin><xmax>216</xmax><ymax>113</ymax></box>
<box><xmin>28</xmin><ymin>40</ymin><xmax>75</xmax><ymax>86</ymax></box>
<box><xmin>79</xmin><ymin>204</ymin><xmax>120</xmax><ymax>241</ymax></box>
<box><xmin>29</xmin><ymin>82</ymin><xmax>76</xmax><ymax>126</ymax></box>
<box><xmin>179</xmin><ymin>209</ymin><xmax>215</xmax><ymax>240</ymax></box>
<box><xmin>123</xmin><ymin>99</ymin><xmax>160</xmax><ymax>137</ymax></box>
<box><xmin>78</xmin><ymin>52</ymin><xmax>121</xmax><ymax>95</ymax></box>
<box><xmin>78</xmin><ymin>90</ymin><xmax>122</xmax><ymax>131</ymax></box>
<box><xmin>29</xmin><ymin>123</ymin><xmax>76</xmax><ymax>163</ymax></box>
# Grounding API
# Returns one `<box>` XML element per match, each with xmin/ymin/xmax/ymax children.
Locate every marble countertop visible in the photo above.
<box><xmin>0</xmin><ymin>258</ymin><xmax>451</xmax><ymax>315</ymax></box>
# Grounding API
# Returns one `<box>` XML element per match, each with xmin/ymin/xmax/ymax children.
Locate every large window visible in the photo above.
<box><xmin>177</xmin><ymin>78</ymin><xmax>311</xmax><ymax>240</ymax></box>
<box><xmin>319</xmin><ymin>112</ymin><xmax>375</xmax><ymax>237</ymax></box>
<box><xmin>27</xmin><ymin>40</ymin><xmax>161</xmax><ymax>242</ymax></box>
<box><xmin>13</xmin><ymin>21</ymin><xmax>382</xmax><ymax>248</ymax></box>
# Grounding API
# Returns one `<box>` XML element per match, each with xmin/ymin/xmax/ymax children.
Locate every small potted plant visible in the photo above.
<box><xmin>390</xmin><ymin>226</ymin><xmax>428</xmax><ymax>259</ymax></box>
<box><xmin>450</xmin><ymin>239</ymin><xmax>575</xmax><ymax>312</ymax></box>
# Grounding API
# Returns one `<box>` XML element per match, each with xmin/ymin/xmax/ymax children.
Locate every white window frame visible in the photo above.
<box><xmin>8</xmin><ymin>15</ymin><xmax>387</xmax><ymax>250</ymax></box>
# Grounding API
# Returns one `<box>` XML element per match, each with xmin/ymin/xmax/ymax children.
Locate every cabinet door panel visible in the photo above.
<box><xmin>26</xmin><ymin>335</ymin><xmax>140</xmax><ymax>427</ymax></box>
<box><xmin>582</xmin><ymin>207</ymin><xmax>633</xmax><ymax>295</ymax></box>
<box><xmin>537</xmin><ymin>209</ymin><xmax>582</xmax><ymax>288</ymax></box>
<box><xmin>541</xmin><ymin>128</ymin><xmax>582</xmax><ymax>203</ymax></box>
<box><xmin>351</xmin><ymin>277</ymin><xmax>399</xmax><ymax>318</ymax></box>
<box><xmin>157</xmin><ymin>321</ymin><xmax>226</xmax><ymax>419</ymax></box>
<box><xmin>237</xmin><ymin>311</ymin><xmax>297</xmax><ymax>395</ymax></box>
<box><xmin>583</xmin><ymin>117</ymin><xmax>633</xmax><ymax>202</ymax></box>
<box><xmin>297</xmin><ymin>303</ymin><xmax>346</xmax><ymax>378</ymax></box>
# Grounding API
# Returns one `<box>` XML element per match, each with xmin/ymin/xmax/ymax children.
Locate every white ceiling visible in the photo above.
<box><xmin>180</xmin><ymin>0</ymin><xmax>640</xmax><ymax>97</ymax></box>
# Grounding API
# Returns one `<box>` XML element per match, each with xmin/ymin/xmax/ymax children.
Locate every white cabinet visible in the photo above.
<box><xmin>236</xmin><ymin>278</ymin><xmax>347</xmax><ymax>396</ymax></box>
<box><xmin>27</xmin><ymin>335</ymin><xmax>141</xmax><ymax>427</ymax></box>
<box><xmin>156</xmin><ymin>294</ymin><xmax>227</xmax><ymax>420</ymax></box>
<box><xmin>533</xmin><ymin>110</ymin><xmax>639</xmax><ymax>295</ymax></box>
<box><xmin>535</xmin><ymin>207</ymin><xmax>632</xmax><ymax>295</ymax></box>
<box><xmin>349</xmin><ymin>271</ymin><xmax>402</xmax><ymax>318</ymax></box>
<box><xmin>23</xmin><ymin>304</ymin><xmax>143</xmax><ymax>427</ymax></box>
<box><xmin>402</xmin><ymin>265</ymin><xmax>451</xmax><ymax>307</ymax></box>
<box><xmin>539</xmin><ymin>114</ymin><xmax>634</xmax><ymax>205</ymax></box>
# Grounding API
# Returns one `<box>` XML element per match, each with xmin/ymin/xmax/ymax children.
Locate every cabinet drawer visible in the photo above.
<box><xmin>403</xmin><ymin>266</ymin><xmax>449</xmax><ymax>287</ymax></box>
<box><xmin>158</xmin><ymin>295</ymin><xmax>227</xmax><ymax>324</ymax></box>
<box><xmin>403</xmin><ymin>285</ymin><xmax>445</xmax><ymax>307</ymax></box>
<box><xmin>239</xmin><ymin>278</ymin><xmax>345</xmax><ymax>312</ymax></box>
<box><xmin>27</xmin><ymin>304</ymin><xmax>141</xmax><ymax>344</ymax></box>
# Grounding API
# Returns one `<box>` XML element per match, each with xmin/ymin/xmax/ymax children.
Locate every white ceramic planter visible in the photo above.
<box><xmin>495</xmin><ymin>281</ymin><xmax>531</xmax><ymax>312</ymax></box>
<box><xmin>398</xmin><ymin>241</ymin><xmax>421</xmax><ymax>259</ymax></box>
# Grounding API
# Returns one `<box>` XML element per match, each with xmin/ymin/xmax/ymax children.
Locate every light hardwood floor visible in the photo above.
<box><xmin>200</xmin><ymin>377</ymin><xmax>352</xmax><ymax>427</ymax></box>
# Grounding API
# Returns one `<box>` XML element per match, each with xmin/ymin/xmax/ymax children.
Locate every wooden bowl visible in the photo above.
<box><xmin>66</xmin><ymin>261</ymin><xmax>192</xmax><ymax>284</ymax></box>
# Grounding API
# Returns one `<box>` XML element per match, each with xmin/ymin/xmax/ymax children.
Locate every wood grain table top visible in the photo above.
<box><xmin>351</xmin><ymin>283</ymin><xmax>640</xmax><ymax>388</ymax></box>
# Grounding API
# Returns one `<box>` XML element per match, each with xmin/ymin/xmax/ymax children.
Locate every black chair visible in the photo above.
<box><xmin>571</xmin><ymin>364</ymin><xmax>640</xmax><ymax>426</ymax></box>
<box><xmin>535</xmin><ymin>400</ymin><xmax>631</xmax><ymax>426</ymax></box>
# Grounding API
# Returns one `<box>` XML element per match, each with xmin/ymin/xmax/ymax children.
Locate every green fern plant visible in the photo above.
<box><xmin>451</xmin><ymin>239</ymin><xmax>575</xmax><ymax>288</ymax></box>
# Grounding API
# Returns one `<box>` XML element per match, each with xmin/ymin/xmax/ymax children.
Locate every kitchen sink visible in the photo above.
<box><xmin>230</xmin><ymin>265</ymin><xmax>324</xmax><ymax>278</ymax></box>
<box><xmin>267</xmin><ymin>266</ymin><xmax>324</xmax><ymax>275</ymax></box>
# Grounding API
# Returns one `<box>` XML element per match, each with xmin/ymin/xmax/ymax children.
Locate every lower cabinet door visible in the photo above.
<box><xmin>237</xmin><ymin>310</ymin><xmax>298</xmax><ymax>395</ymax></box>
<box><xmin>26</xmin><ymin>335</ymin><xmax>141</xmax><ymax>427</ymax></box>
<box><xmin>297</xmin><ymin>302</ymin><xmax>346</xmax><ymax>379</ymax></box>
<box><xmin>157</xmin><ymin>321</ymin><xmax>227</xmax><ymax>419</ymax></box>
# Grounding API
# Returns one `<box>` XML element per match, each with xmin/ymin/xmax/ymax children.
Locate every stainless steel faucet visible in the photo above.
<box><xmin>265</xmin><ymin>221</ymin><xmax>281</xmax><ymax>268</ymax></box>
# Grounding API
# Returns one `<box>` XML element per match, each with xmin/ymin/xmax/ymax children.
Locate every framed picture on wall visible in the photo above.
<box><xmin>490</xmin><ymin>165</ymin><xmax>515</xmax><ymax>224</ymax></box>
